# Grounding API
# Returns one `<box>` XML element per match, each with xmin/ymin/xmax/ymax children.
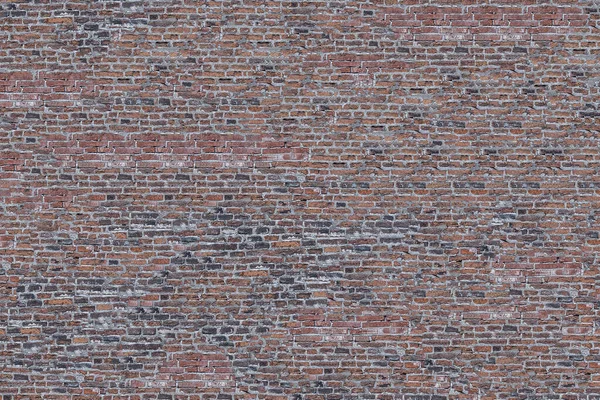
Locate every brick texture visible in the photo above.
<box><xmin>1</xmin><ymin>0</ymin><xmax>600</xmax><ymax>399</ymax></box>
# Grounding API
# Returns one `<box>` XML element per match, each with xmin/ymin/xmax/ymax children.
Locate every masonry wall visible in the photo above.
<box><xmin>1</xmin><ymin>0</ymin><xmax>600</xmax><ymax>399</ymax></box>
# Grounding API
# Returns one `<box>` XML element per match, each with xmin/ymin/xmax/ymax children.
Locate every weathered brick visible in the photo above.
<box><xmin>1</xmin><ymin>0</ymin><xmax>599</xmax><ymax>399</ymax></box>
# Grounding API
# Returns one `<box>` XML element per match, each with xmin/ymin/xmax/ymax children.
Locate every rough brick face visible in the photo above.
<box><xmin>1</xmin><ymin>0</ymin><xmax>600</xmax><ymax>398</ymax></box>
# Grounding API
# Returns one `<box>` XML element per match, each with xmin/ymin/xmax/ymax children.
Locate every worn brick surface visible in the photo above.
<box><xmin>1</xmin><ymin>0</ymin><xmax>600</xmax><ymax>399</ymax></box>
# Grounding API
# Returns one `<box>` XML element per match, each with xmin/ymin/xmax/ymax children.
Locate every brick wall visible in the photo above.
<box><xmin>1</xmin><ymin>0</ymin><xmax>600</xmax><ymax>398</ymax></box>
